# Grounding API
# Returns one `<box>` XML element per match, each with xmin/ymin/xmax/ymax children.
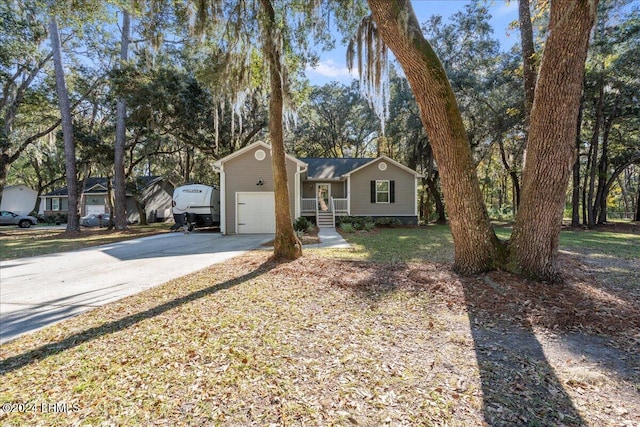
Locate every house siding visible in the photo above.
<box><xmin>43</xmin><ymin>196</ymin><xmax>69</xmax><ymax>213</ymax></box>
<box><xmin>223</xmin><ymin>145</ymin><xmax>298</xmax><ymax>234</ymax></box>
<box><xmin>349</xmin><ymin>161</ymin><xmax>416</xmax><ymax>217</ymax></box>
<box><xmin>128</xmin><ymin>180</ymin><xmax>174</xmax><ymax>223</ymax></box>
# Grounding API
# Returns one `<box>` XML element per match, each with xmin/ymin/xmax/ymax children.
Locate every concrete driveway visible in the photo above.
<box><xmin>0</xmin><ymin>232</ymin><xmax>272</xmax><ymax>344</ymax></box>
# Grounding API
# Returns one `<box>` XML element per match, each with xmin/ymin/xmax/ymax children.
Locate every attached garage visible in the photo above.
<box><xmin>236</xmin><ymin>192</ymin><xmax>275</xmax><ymax>234</ymax></box>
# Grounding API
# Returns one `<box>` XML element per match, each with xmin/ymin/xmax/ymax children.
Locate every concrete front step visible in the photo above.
<box><xmin>317</xmin><ymin>212</ymin><xmax>335</xmax><ymax>228</ymax></box>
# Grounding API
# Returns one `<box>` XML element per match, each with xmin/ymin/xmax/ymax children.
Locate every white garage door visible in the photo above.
<box><xmin>237</xmin><ymin>192</ymin><xmax>276</xmax><ymax>234</ymax></box>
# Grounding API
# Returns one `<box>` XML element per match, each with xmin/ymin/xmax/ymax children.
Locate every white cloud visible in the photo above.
<box><xmin>306</xmin><ymin>59</ymin><xmax>358</xmax><ymax>80</ymax></box>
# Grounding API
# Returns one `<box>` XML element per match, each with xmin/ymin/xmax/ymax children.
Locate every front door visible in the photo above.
<box><xmin>316</xmin><ymin>184</ymin><xmax>330</xmax><ymax>212</ymax></box>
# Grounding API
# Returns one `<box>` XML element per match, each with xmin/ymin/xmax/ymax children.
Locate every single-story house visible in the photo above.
<box><xmin>133</xmin><ymin>176</ymin><xmax>175</xmax><ymax>223</ymax></box>
<box><xmin>213</xmin><ymin>141</ymin><xmax>422</xmax><ymax>234</ymax></box>
<box><xmin>40</xmin><ymin>176</ymin><xmax>174</xmax><ymax>223</ymax></box>
<box><xmin>0</xmin><ymin>184</ymin><xmax>38</xmax><ymax>215</ymax></box>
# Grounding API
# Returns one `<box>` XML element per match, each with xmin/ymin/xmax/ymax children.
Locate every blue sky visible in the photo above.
<box><xmin>305</xmin><ymin>0</ymin><xmax>519</xmax><ymax>86</ymax></box>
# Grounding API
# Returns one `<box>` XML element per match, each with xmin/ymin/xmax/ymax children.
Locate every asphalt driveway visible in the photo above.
<box><xmin>0</xmin><ymin>232</ymin><xmax>272</xmax><ymax>344</ymax></box>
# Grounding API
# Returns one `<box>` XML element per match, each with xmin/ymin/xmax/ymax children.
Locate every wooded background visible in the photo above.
<box><xmin>2</xmin><ymin>0</ymin><xmax>638</xmax><ymax>226</ymax></box>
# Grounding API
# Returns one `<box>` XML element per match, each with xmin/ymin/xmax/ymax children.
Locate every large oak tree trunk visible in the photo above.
<box><xmin>259</xmin><ymin>0</ymin><xmax>302</xmax><ymax>260</ymax></box>
<box><xmin>510</xmin><ymin>0</ymin><xmax>597</xmax><ymax>281</ymax></box>
<box><xmin>49</xmin><ymin>17</ymin><xmax>80</xmax><ymax>232</ymax></box>
<box><xmin>367</xmin><ymin>0</ymin><xmax>501</xmax><ymax>274</ymax></box>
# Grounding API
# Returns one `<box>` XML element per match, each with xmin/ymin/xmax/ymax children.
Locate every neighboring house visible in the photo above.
<box><xmin>213</xmin><ymin>141</ymin><xmax>422</xmax><ymax>234</ymax></box>
<box><xmin>130</xmin><ymin>176</ymin><xmax>175</xmax><ymax>223</ymax></box>
<box><xmin>40</xmin><ymin>176</ymin><xmax>174</xmax><ymax>223</ymax></box>
<box><xmin>0</xmin><ymin>184</ymin><xmax>38</xmax><ymax>215</ymax></box>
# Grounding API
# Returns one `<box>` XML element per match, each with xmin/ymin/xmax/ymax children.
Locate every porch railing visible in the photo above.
<box><xmin>301</xmin><ymin>197</ymin><xmax>349</xmax><ymax>215</ymax></box>
<box><xmin>332</xmin><ymin>198</ymin><xmax>348</xmax><ymax>214</ymax></box>
<box><xmin>301</xmin><ymin>198</ymin><xmax>316</xmax><ymax>213</ymax></box>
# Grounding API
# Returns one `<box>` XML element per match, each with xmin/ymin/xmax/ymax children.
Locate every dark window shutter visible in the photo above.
<box><xmin>371</xmin><ymin>181</ymin><xmax>376</xmax><ymax>203</ymax></box>
<box><xmin>390</xmin><ymin>180</ymin><xmax>395</xmax><ymax>203</ymax></box>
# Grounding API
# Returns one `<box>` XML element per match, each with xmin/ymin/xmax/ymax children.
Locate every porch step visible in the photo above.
<box><xmin>317</xmin><ymin>211</ymin><xmax>335</xmax><ymax>228</ymax></box>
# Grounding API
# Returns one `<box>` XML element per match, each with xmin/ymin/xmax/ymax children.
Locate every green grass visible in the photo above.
<box><xmin>338</xmin><ymin>224</ymin><xmax>639</xmax><ymax>263</ymax></box>
<box><xmin>0</xmin><ymin>223</ymin><xmax>170</xmax><ymax>260</ymax></box>
<box><xmin>335</xmin><ymin>224</ymin><xmax>454</xmax><ymax>263</ymax></box>
<box><xmin>494</xmin><ymin>227</ymin><xmax>639</xmax><ymax>259</ymax></box>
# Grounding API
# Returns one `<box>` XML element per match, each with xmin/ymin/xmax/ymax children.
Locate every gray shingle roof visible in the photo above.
<box><xmin>300</xmin><ymin>158</ymin><xmax>373</xmax><ymax>180</ymax></box>
<box><xmin>43</xmin><ymin>176</ymin><xmax>163</xmax><ymax>196</ymax></box>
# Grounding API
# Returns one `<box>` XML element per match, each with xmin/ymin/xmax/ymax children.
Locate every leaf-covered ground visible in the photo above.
<box><xmin>1</xmin><ymin>243</ymin><xmax>639</xmax><ymax>425</ymax></box>
<box><xmin>0</xmin><ymin>224</ymin><xmax>170</xmax><ymax>260</ymax></box>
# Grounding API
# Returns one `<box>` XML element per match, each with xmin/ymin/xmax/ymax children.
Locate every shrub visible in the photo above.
<box><xmin>337</xmin><ymin>216</ymin><xmax>353</xmax><ymax>226</ymax></box>
<box><xmin>375</xmin><ymin>217</ymin><xmax>404</xmax><ymax>227</ymax></box>
<box><xmin>375</xmin><ymin>217</ymin><xmax>391</xmax><ymax>226</ymax></box>
<box><xmin>363</xmin><ymin>221</ymin><xmax>376</xmax><ymax>231</ymax></box>
<box><xmin>293</xmin><ymin>216</ymin><xmax>312</xmax><ymax>232</ymax></box>
<box><xmin>340</xmin><ymin>222</ymin><xmax>355</xmax><ymax>233</ymax></box>
<box><xmin>389</xmin><ymin>218</ymin><xmax>403</xmax><ymax>227</ymax></box>
<box><xmin>55</xmin><ymin>213</ymin><xmax>68</xmax><ymax>224</ymax></box>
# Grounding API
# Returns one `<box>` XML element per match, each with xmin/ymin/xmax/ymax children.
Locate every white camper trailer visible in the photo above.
<box><xmin>171</xmin><ymin>184</ymin><xmax>220</xmax><ymax>230</ymax></box>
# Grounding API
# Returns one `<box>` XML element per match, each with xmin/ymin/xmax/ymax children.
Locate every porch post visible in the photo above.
<box><xmin>219</xmin><ymin>168</ymin><xmax>226</xmax><ymax>234</ymax></box>
<box><xmin>294</xmin><ymin>166</ymin><xmax>301</xmax><ymax>219</ymax></box>
<box><xmin>347</xmin><ymin>177</ymin><xmax>351</xmax><ymax>215</ymax></box>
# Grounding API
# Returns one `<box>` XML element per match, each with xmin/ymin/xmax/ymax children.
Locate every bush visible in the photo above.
<box><xmin>55</xmin><ymin>213</ymin><xmax>68</xmax><ymax>224</ymax></box>
<box><xmin>375</xmin><ymin>217</ymin><xmax>391</xmax><ymax>226</ymax></box>
<box><xmin>340</xmin><ymin>222</ymin><xmax>356</xmax><ymax>233</ymax></box>
<box><xmin>390</xmin><ymin>218</ymin><xmax>403</xmax><ymax>227</ymax></box>
<box><xmin>293</xmin><ymin>216</ymin><xmax>312</xmax><ymax>232</ymax></box>
<box><xmin>375</xmin><ymin>217</ymin><xmax>403</xmax><ymax>227</ymax></box>
<box><xmin>363</xmin><ymin>221</ymin><xmax>376</xmax><ymax>231</ymax></box>
<box><xmin>338</xmin><ymin>216</ymin><xmax>374</xmax><ymax>227</ymax></box>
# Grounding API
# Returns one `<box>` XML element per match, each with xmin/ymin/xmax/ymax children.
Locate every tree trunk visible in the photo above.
<box><xmin>259</xmin><ymin>0</ymin><xmax>301</xmax><ymax>260</ymax></box>
<box><xmin>135</xmin><ymin>199</ymin><xmax>148</xmax><ymax>226</ymax></box>
<box><xmin>582</xmin><ymin>140</ymin><xmax>594</xmax><ymax>225</ymax></box>
<box><xmin>595</xmin><ymin>111</ymin><xmax>616</xmax><ymax>224</ymax></box>
<box><xmin>635</xmin><ymin>178</ymin><xmax>640</xmax><ymax>221</ymax></box>
<box><xmin>509</xmin><ymin>0</ymin><xmax>597</xmax><ymax>282</ymax></box>
<box><xmin>49</xmin><ymin>17</ymin><xmax>80</xmax><ymax>232</ymax></box>
<box><xmin>368</xmin><ymin>0</ymin><xmax>501</xmax><ymax>274</ymax></box>
<box><xmin>571</xmin><ymin>101</ymin><xmax>584</xmax><ymax>227</ymax></box>
<box><xmin>114</xmin><ymin>9</ymin><xmax>130</xmax><ymax>231</ymax></box>
<box><xmin>518</xmin><ymin>0</ymin><xmax>537</xmax><ymax>131</ymax></box>
<box><xmin>105</xmin><ymin>174</ymin><xmax>115</xmax><ymax>229</ymax></box>
<box><xmin>587</xmin><ymin>79</ymin><xmax>604</xmax><ymax>228</ymax></box>
<box><xmin>498</xmin><ymin>137</ymin><xmax>521</xmax><ymax>211</ymax></box>
<box><xmin>595</xmin><ymin>129</ymin><xmax>609</xmax><ymax>225</ymax></box>
<box><xmin>425</xmin><ymin>176</ymin><xmax>446</xmax><ymax>224</ymax></box>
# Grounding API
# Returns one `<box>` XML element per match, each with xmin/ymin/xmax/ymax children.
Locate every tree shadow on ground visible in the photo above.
<box><xmin>313</xmin><ymin>256</ymin><xmax>640</xmax><ymax>425</ymax></box>
<box><xmin>461</xmin><ymin>288</ymin><xmax>585</xmax><ymax>426</ymax></box>
<box><xmin>0</xmin><ymin>261</ymin><xmax>275</xmax><ymax>375</ymax></box>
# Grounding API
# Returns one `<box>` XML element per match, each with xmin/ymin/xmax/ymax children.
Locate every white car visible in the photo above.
<box><xmin>0</xmin><ymin>210</ymin><xmax>38</xmax><ymax>228</ymax></box>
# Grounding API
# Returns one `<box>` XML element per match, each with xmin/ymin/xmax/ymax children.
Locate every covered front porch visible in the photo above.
<box><xmin>301</xmin><ymin>197</ymin><xmax>348</xmax><ymax>228</ymax></box>
<box><xmin>300</xmin><ymin>181</ymin><xmax>348</xmax><ymax>228</ymax></box>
